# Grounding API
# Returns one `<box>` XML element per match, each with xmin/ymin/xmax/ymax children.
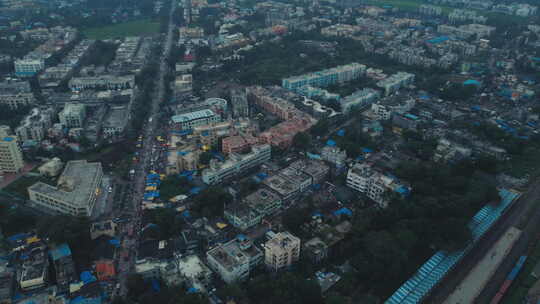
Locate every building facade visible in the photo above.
<box><xmin>28</xmin><ymin>160</ymin><xmax>103</xmax><ymax>216</ymax></box>
<box><xmin>0</xmin><ymin>136</ymin><xmax>24</xmax><ymax>174</ymax></box>
<box><xmin>264</xmin><ymin>231</ymin><xmax>301</xmax><ymax>272</ymax></box>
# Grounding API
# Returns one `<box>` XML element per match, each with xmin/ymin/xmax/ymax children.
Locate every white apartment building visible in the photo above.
<box><xmin>0</xmin><ymin>136</ymin><xmax>24</xmax><ymax>174</ymax></box>
<box><xmin>28</xmin><ymin>160</ymin><xmax>103</xmax><ymax>216</ymax></box>
<box><xmin>171</xmin><ymin>109</ymin><xmax>221</xmax><ymax>130</ymax></box>
<box><xmin>340</xmin><ymin>88</ymin><xmax>381</xmax><ymax>114</ymax></box>
<box><xmin>15</xmin><ymin>107</ymin><xmax>55</xmax><ymax>142</ymax></box>
<box><xmin>376</xmin><ymin>72</ymin><xmax>415</xmax><ymax>96</ymax></box>
<box><xmin>0</xmin><ymin>92</ymin><xmax>36</xmax><ymax>109</ymax></box>
<box><xmin>206</xmin><ymin>236</ymin><xmax>262</xmax><ymax>284</ymax></box>
<box><xmin>346</xmin><ymin>163</ymin><xmax>409</xmax><ymax>208</ymax></box>
<box><xmin>282</xmin><ymin>63</ymin><xmax>366</xmax><ymax>93</ymax></box>
<box><xmin>59</xmin><ymin>103</ymin><xmax>86</xmax><ymax>128</ymax></box>
<box><xmin>264</xmin><ymin>231</ymin><xmax>301</xmax><ymax>272</ymax></box>
<box><xmin>14</xmin><ymin>58</ymin><xmax>45</xmax><ymax>77</ymax></box>
<box><xmin>68</xmin><ymin>75</ymin><xmax>134</xmax><ymax>91</ymax></box>
<box><xmin>370</xmin><ymin>96</ymin><xmax>416</xmax><ymax>120</ymax></box>
<box><xmin>321</xmin><ymin>145</ymin><xmax>347</xmax><ymax>167</ymax></box>
<box><xmin>202</xmin><ymin>144</ymin><xmax>271</xmax><ymax>184</ymax></box>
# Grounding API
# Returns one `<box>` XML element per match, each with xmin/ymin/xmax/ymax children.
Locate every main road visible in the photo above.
<box><xmin>116</xmin><ymin>0</ymin><xmax>177</xmax><ymax>297</ymax></box>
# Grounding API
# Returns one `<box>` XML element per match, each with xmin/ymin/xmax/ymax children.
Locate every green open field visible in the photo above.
<box><xmin>363</xmin><ymin>0</ymin><xmax>453</xmax><ymax>14</ymax></box>
<box><xmin>82</xmin><ymin>19</ymin><xmax>160</xmax><ymax>39</ymax></box>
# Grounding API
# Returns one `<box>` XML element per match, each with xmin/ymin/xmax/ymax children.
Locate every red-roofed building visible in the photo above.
<box><xmin>95</xmin><ymin>260</ymin><xmax>116</xmax><ymax>281</ymax></box>
<box><xmin>222</xmin><ymin>133</ymin><xmax>259</xmax><ymax>154</ymax></box>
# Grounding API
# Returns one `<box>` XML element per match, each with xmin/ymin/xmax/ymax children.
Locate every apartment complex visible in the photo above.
<box><xmin>0</xmin><ymin>92</ymin><xmax>35</xmax><ymax>109</ymax></box>
<box><xmin>15</xmin><ymin>107</ymin><xmax>55</xmax><ymax>142</ymax></box>
<box><xmin>282</xmin><ymin>63</ymin><xmax>366</xmax><ymax>93</ymax></box>
<box><xmin>68</xmin><ymin>75</ymin><xmax>134</xmax><ymax>91</ymax></box>
<box><xmin>230</xmin><ymin>88</ymin><xmax>249</xmax><ymax>118</ymax></box>
<box><xmin>206</xmin><ymin>236</ymin><xmax>262</xmax><ymax>284</ymax></box>
<box><xmin>202</xmin><ymin>144</ymin><xmax>271</xmax><ymax>184</ymax></box>
<box><xmin>28</xmin><ymin>160</ymin><xmax>103</xmax><ymax>216</ymax></box>
<box><xmin>171</xmin><ymin>109</ymin><xmax>221</xmax><ymax>130</ymax></box>
<box><xmin>224</xmin><ymin>188</ymin><xmax>282</xmax><ymax>230</ymax></box>
<box><xmin>14</xmin><ymin>58</ymin><xmax>45</xmax><ymax>77</ymax></box>
<box><xmin>370</xmin><ymin>95</ymin><xmax>416</xmax><ymax>120</ymax></box>
<box><xmin>0</xmin><ymin>136</ymin><xmax>24</xmax><ymax>174</ymax></box>
<box><xmin>264</xmin><ymin>231</ymin><xmax>301</xmax><ymax>272</ymax></box>
<box><xmin>340</xmin><ymin>88</ymin><xmax>381</xmax><ymax>114</ymax></box>
<box><xmin>59</xmin><ymin>103</ymin><xmax>86</xmax><ymax>128</ymax></box>
<box><xmin>346</xmin><ymin>162</ymin><xmax>409</xmax><ymax>208</ymax></box>
<box><xmin>376</xmin><ymin>72</ymin><xmax>415</xmax><ymax>96</ymax></box>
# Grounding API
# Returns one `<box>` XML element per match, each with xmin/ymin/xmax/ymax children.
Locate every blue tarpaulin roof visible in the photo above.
<box><xmin>7</xmin><ymin>233</ymin><xmax>29</xmax><ymax>242</ymax></box>
<box><xmin>50</xmin><ymin>244</ymin><xmax>72</xmax><ymax>261</ymax></box>
<box><xmin>326</xmin><ymin>140</ymin><xmax>336</xmax><ymax>147</ymax></box>
<box><xmin>182</xmin><ymin>211</ymin><xmax>191</xmax><ymax>219</ymax></box>
<box><xmin>337</xmin><ymin>129</ymin><xmax>345</xmax><ymax>137</ymax></box>
<box><xmin>333</xmin><ymin>207</ymin><xmax>352</xmax><ymax>217</ymax></box>
<box><xmin>80</xmin><ymin>271</ymin><xmax>97</xmax><ymax>284</ymax></box>
<box><xmin>362</xmin><ymin>147</ymin><xmax>374</xmax><ymax>153</ymax></box>
<box><xmin>426</xmin><ymin>36</ymin><xmax>449</xmax><ymax>44</ymax></box>
<box><xmin>187</xmin><ymin>287</ymin><xmax>199</xmax><ymax>294</ymax></box>
<box><xmin>464</xmin><ymin>79</ymin><xmax>481</xmax><ymax>86</ymax></box>
<box><xmin>108</xmin><ymin>239</ymin><xmax>120</xmax><ymax>247</ymax></box>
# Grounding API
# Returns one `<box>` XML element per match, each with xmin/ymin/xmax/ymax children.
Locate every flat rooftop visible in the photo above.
<box><xmin>28</xmin><ymin>160</ymin><xmax>102</xmax><ymax>207</ymax></box>
<box><xmin>172</xmin><ymin>109</ymin><xmax>216</xmax><ymax>124</ymax></box>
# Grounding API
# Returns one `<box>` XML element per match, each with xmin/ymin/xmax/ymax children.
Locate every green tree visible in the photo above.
<box><xmin>293</xmin><ymin>132</ymin><xmax>312</xmax><ymax>150</ymax></box>
<box><xmin>199</xmin><ymin>151</ymin><xmax>213</xmax><ymax>165</ymax></box>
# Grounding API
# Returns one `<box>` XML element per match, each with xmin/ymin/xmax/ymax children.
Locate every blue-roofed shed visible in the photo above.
<box><xmin>80</xmin><ymin>271</ymin><xmax>97</xmax><ymax>284</ymax></box>
<box><xmin>362</xmin><ymin>147</ymin><xmax>374</xmax><ymax>153</ymax></box>
<box><xmin>50</xmin><ymin>244</ymin><xmax>72</xmax><ymax>261</ymax></box>
<box><xmin>464</xmin><ymin>79</ymin><xmax>481</xmax><ymax>86</ymax></box>
<box><xmin>326</xmin><ymin>139</ymin><xmax>336</xmax><ymax>147</ymax></box>
<box><xmin>337</xmin><ymin>129</ymin><xmax>345</xmax><ymax>137</ymax></box>
<box><xmin>333</xmin><ymin>208</ymin><xmax>352</xmax><ymax>217</ymax></box>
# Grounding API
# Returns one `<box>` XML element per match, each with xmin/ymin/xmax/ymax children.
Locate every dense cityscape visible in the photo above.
<box><xmin>0</xmin><ymin>0</ymin><xmax>539</xmax><ymax>303</ymax></box>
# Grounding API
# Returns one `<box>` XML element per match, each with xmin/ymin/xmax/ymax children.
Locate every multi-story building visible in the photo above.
<box><xmin>263</xmin><ymin>165</ymin><xmax>313</xmax><ymax>201</ymax></box>
<box><xmin>370</xmin><ymin>95</ymin><xmax>416</xmax><ymax>120</ymax></box>
<box><xmin>321</xmin><ymin>145</ymin><xmax>347</xmax><ymax>168</ymax></box>
<box><xmin>340</xmin><ymin>88</ymin><xmax>381</xmax><ymax>114</ymax></box>
<box><xmin>174</xmin><ymin>74</ymin><xmax>193</xmax><ymax>98</ymax></box>
<box><xmin>0</xmin><ymin>92</ymin><xmax>35</xmax><ymax>109</ymax></box>
<box><xmin>376</xmin><ymin>72</ymin><xmax>415</xmax><ymax>96</ymax></box>
<box><xmin>68</xmin><ymin>75</ymin><xmax>134</xmax><ymax>91</ymax></box>
<box><xmin>19</xmin><ymin>241</ymin><xmax>49</xmax><ymax>291</ymax></box>
<box><xmin>230</xmin><ymin>88</ymin><xmax>249</xmax><ymax>118</ymax></box>
<box><xmin>321</xmin><ymin>24</ymin><xmax>361</xmax><ymax>37</ymax></box>
<box><xmin>206</xmin><ymin>235</ymin><xmax>263</xmax><ymax>284</ymax></box>
<box><xmin>15</xmin><ymin>107</ymin><xmax>55</xmax><ymax>142</ymax></box>
<box><xmin>264</xmin><ymin>231</ymin><xmax>301</xmax><ymax>272</ymax></box>
<box><xmin>282</xmin><ymin>63</ymin><xmax>366</xmax><ymax>93</ymax></box>
<box><xmin>14</xmin><ymin>58</ymin><xmax>45</xmax><ymax>77</ymax></box>
<box><xmin>244</xmin><ymin>188</ymin><xmax>283</xmax><ymax>217</ymax></box>
<box><xmin>102</xmin><ymin>106</ymin><xmax>129</xmax><ymax>138</ymax></box>
<box><xmin>59</xmin><ymin>103</ymin><xmax>86</xmax><ymax>128</ymax></box>
<box><xmin>202</xmin><ymin>144</ymin><xmax>271</xmax><ymax>184</ymax></box>
<box><xmin>259</xmin><ymin>115</ymin><xmax>315</xmax><ymax>148</ymax></box>
<box><xmin>0</xmin><ymin>136</ymin><xmax>24</xmax><ymax>174</ymax></box>
<box><xmin>28</xmin><ymin>160</ymin><xmax>103</xmax><ymax>216</ymax></box>
<box><xmin>224</xmin><ymin>204</ymin><xmax>263</xmax><ymax>231</ymax></box>
<box><xmin>346</xmin><ymin>163</ymin><xmax>410</xmax><ymax>208</ymax></box>
<box><xmin>288</xmin><ymin>159</ymin><xmax>329</xmax><ymax>184</ymax></box>
<box><xmin>171</xmin><ymin>109</ymin><xmax>221</xmax><ymax>130</ymax></box>
<box><xmin>221</xmin><ymin>133</ymin><xmax>259</xmax><ymax>154</ymax></box>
